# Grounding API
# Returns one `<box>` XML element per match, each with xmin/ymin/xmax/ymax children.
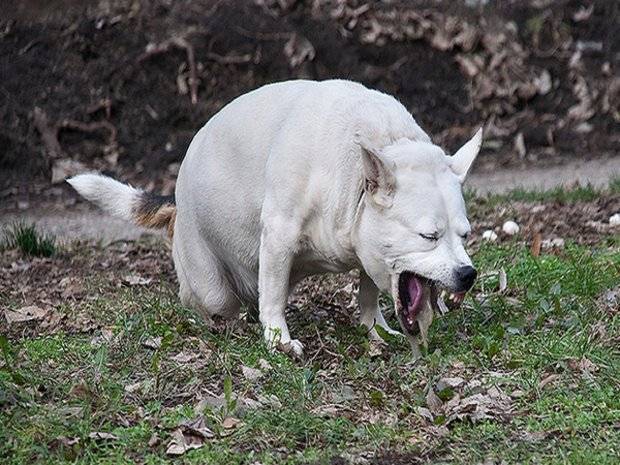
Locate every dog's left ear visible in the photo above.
<box><xmin>449</xmin><ymin>127</ymin><xmax>483</xmax><ymax>183</ymax></box>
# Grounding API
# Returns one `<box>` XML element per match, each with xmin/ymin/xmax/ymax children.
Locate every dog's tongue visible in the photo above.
<box><xmin>406</xmin><ymin>274</ymin><xmax>423</xmax><ymax>316</ymax></box>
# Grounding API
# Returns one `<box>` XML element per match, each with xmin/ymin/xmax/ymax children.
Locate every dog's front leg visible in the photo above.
<box><xmin>258</xmin><ymin>219</ymin><xmax>303</xmax><ymax>356</ymax></box>
<box><xmin>359</xmin><ymin>271</ymin><xmax>402</xmax><ymax>340</ymax></box>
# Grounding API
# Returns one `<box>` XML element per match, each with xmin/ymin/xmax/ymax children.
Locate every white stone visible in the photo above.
<box><xmin>482</xmin><ymin>230</ymin><xmax>498</xmax><ymax>241</ymax></box>
<box><xmin>609</xmin><ymin>213</ymin><xmax>620</xmax><ymax>227</ymax></box>
<box><xmin>502</xmin><ymin>220</ymin><xmax>520</xmax><ymax>235</ymax></box>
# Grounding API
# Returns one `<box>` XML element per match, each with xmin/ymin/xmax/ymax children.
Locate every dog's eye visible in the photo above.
<box><xmin>460</xmin><ymin>232</ymin><xmax>470</xmax><ymax>240</ymax></box>
<box><xmin>419</xmin><ymin>233</ymin><xmax>438</xmax><ymax>241</ymax></box>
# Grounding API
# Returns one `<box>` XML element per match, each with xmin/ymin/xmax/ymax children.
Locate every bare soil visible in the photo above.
<box><xmin>1</xmin><ymin>0</ymin><xmax>618</xmax><ymax>204</ymax></box>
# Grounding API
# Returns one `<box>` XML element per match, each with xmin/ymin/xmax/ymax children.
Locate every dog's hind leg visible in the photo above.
<box><xmin>173</xmin><ymin>235</ymin><xmax>242</xmax><ymax>320</ymax></box>
<box><xmin>359</xmin><ymin>271</ymin><xmax>402</xmax><ymax>340</ymax></box>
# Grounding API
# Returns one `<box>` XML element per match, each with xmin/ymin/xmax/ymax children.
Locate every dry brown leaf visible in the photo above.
<box><xmin>148</xmin><ymin>433</ymin><xmax>160</xmax><ymax>447</ymax></box>
<box><xmin>170</xmin><ymin>351</ymin><xmax>197</xmax><ymax>364</ymax></box>
<box><xmin>123</xmin><ymin>275</ymin><xmax>153</xmax><ymax>286</ymax></box>
<box><xmin>181</xmin><ymin>416</ymin><xmax>215</xmax><ymax>439</ymax></box>
<box><xmin>222</xmin><ymin>417</ymin><xmax>242</xmax><ymax>429</ymax></box>
<box><xmin>538</xmin><ymin>373</ymin><xmax>561</xmax><ymax>390</ymax></box>
<box><xmin>241</xmin><ymin>365</ymin><xmax>263</xmax><ymax>381</ymax></box>
<box><xmin>426</xmin><ymin>387</ymin><xmax>443</xmax><ymax>413</ymax></box>
<box><xmin>4</xmin><ymin>305</ymin><xmax>48</xmax><ymax>324</ymax></box>
<box><xmin>142</xmin><ymin>337</ymin><xmax>162</xmax><ymax>350</ymax></box>
<box><xmin>165</xmin><ymin>428</ymin><xmax>203</xmax><ymax>456</ymax></box>
<box><xmin>416</xmin><ymin>406</ymin><xmax>434</xmax><ymax>422</ymax></box>
<box><xmin>124</xmin><ymin>381</ymin><xmax>144</xmax><ymax>393</ymax></box>
<box><xmin>436</xmin><ymin>376</ymin><xmax>465</xmax><ymax>392</ymax></box>
<box><xmin>567</xmin><ymin>357</ymin><xmax>597</xmax><ymax>373</ymax></box>
<box><xmin>88</xmin><ymin>432</ymin><xmax>119</xmax><ymax>441</ymax></box>
<box><xmin>258</xmin><ymin>358</ymin><xmax>272</xmax><ymax>371</ymax></box>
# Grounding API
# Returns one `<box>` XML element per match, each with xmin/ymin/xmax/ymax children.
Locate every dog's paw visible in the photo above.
<box><xmin>277</xmin><ymin>339</ymin><xmax>304</xmax><ymax>358</ymax></box>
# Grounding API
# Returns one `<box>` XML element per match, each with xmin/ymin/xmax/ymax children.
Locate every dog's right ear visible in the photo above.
<box><xmin>360</xmin><ymin>144</ymin><xmax>396</xmax><ymax>208</ymax></box>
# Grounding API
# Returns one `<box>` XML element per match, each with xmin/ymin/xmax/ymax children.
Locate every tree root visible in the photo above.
<box><xmin>139</xmin><ymin>36</ymin><xmax>199</xmax><ymax>105</ymax></box>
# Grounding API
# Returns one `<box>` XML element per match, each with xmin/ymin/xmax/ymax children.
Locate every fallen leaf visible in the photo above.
<box><xmin>54</xmin><ymin>436</ymin><xmax>80</xmax><ymax>448</ymax></box>
<box><xmin>148</xmin><ymin>433</ymin><xmax>160</xmax><ymax>447</ymax></box>
<box><xmin>567</xmin><ymin>357</ymin><xmax>597</xmax><ymax>373</ymax></box>
<box><xmin>222</xmin><ymin>417</ymin><xmax>242</xmax><ymax>429</ymax></box>
<box><xmin>436</xmin><ymin>377</ymin><xmax>465</xmax><ymax>392</ymax></box>
<box><xmin>165</xmin><ymin>428</ymin><xmax>203</xmax><ymax>456</ymax></box>
<box><xmin>123</xmin><ymin>275</ymin><xmax>153</xmax><ymax>286</ymax></box>
<box><xmin>124</xmin><ymin>381</ymin><xmax>143</xmax><ymax>393</ymax></box>
<box><xmin>258</xmin><ymin>358</ymin><xmax>272</xmax><ymax>371</ymax></box>
<box><xmin>165</xmin><ymin>416</ymin><xmax>214</xmax><ymax>456</ymax></box>
<box><xmin>426</xmin><ymin>387</ymin><xmax>443</xmax><ymax>413</ymax></box>
<box><xmin>416</xmin><ymin>406</ymin><xmax>434</xmax><ymax>422</ymax></box>
<box><xmin>4</xmin><ymin>305</ymin><xmax>48</xmax><ymax>324</ymax></box>
<box><xmin>142</xmin><ymin>336</ymin><xmax>162</xmax><ymax>350</ymax></box>
<box><xmin>368</xmin><ymin>339</ymin><xmax>385</xmax><ymax>357</ymax></box>
<box><xmin>241</xmin><ymin>365</ymin><xmax>263</xmax><ymax>381</ymax></box>
<box><xmin>170</xmin><ymin>351</ymin><xmax>196</xmax><ymax>364</ymax></box>
<box><xmin>180</xmin><ymin>416</ymin><xmax>215</xmax><ymax>439</ymax></box>
<box><xmin>538</xmin><ymin>373</ymin><xmax>561</xmax><ymax>390</ymax></box>
<box><xmin>91</xmin><ymin>328</ymin><xmax>114</xmax><ymax>347</ymax></box>
<box><xmin>88</xmin><ymin>432</ymin><xmax>119</xmax><ymax>441</ymax></box>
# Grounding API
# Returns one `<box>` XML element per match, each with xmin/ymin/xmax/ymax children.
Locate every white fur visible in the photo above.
<box><xmin>67</xmin><ymin>173</ymin><xmax>142</xmax><ymax>220</ymax></box>
<box><xmin>71</xmin><ymin>79</ymin><xmax>482</xmax><ymax>357</ymax></box>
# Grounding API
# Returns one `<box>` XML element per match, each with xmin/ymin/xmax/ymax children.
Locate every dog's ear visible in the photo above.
<box><xmin>360</xmin><ymin>144</ymin><xmax>396</xmax><ymax>208</ymax></box>
<box><xmin>449</xmin><ymin>127</ymin><xmax>483</xmax><ymax>183</ymax></box>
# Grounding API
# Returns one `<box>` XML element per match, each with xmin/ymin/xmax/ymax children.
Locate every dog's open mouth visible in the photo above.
<box><xmin>392</xmin><ymin>272</ymin><xmax>466</xmax><ymax>334</ymax></box>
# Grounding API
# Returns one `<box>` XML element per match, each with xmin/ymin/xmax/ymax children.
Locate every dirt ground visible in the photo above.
<box><xmin>1</xmin><ymin>0</ymin><xmax>618</xmax><ymax>205</ymax></box>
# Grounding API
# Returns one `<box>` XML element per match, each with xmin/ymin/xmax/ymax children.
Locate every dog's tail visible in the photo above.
<box><xmin>67</xmin><ymin>173</ymin><xmax>176</xmax><ymax>238</ymax></box>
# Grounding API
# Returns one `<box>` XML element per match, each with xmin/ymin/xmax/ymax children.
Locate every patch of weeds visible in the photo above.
<box><xmin>1</xmin><ymin>221</ymin><xmax>56</xmax><ymax>257</ymax></box>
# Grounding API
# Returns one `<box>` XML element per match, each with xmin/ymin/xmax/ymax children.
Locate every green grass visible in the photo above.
<box><xmin>466</xmin><ymin>179</ymin><xmax>620</xmax><ymax>207</ymax></box>
<box><xmin>1</xmin><ymin>184</ymin><xmax>619</xmax><ymax>464</ymax></box>
<box><xmin>1</xmin><ymin>222</ymin><xmax>56</xmax><ymax>257</ymax></box>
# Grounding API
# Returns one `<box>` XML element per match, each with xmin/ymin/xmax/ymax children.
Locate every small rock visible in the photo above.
<box><xmin>482</xmin><ymin>230</ymin><xmax>498</xmax><ymax>242</ymax></box>
<box><xmin>609</xmin><ymin>213</ymin><xmax>620</xmax><ymax>227</ymax></box>
<box><xmin>501</xmin><ymin>220</ymin><xmax>520</xmax><ymax>236</ymax></box>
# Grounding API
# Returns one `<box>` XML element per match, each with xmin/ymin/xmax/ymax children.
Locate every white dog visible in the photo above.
<box><xmin>69</xmin><ymin>79</ymin><xmax>481</xmax><ymax>357</ymax></box>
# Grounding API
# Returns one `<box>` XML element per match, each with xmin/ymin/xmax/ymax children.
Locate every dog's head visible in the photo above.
<box><xmin>354</xmin><ymin>129</ymin><xmax>482</xmax><ymax>334</ymax></box>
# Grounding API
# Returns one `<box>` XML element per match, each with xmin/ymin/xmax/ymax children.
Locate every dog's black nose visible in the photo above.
<box><xmin>455</xmin><ymin>265</ymin><xmax>477</xmax><ymax>292</ymax></box>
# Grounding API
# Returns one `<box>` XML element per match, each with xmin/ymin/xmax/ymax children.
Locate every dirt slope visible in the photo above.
<box><xmin>1</xmin><ymin>0</ymin><xmax>618</xmax><ymax>198</ymax></box>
